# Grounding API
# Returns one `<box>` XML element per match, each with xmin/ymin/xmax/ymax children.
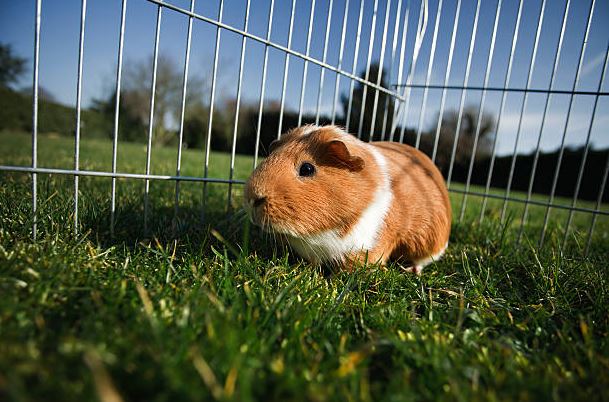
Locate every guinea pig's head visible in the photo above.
<box><xmin>244</xmin><ymin>125</ymin><xmax>379</xmax><ymax>237</ymax></box>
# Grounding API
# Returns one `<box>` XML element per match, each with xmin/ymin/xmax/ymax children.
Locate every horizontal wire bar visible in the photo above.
<box><xmin>448</xmin><ymin>188</ymin><xmax>609</xmax><ymax>217</ymax></box>
<box><xmin>144</xmin><ymin>0</ymin><xmax>405</xmax><ymax>102</ymax></box>
<box><xmin>3</xmin><ymin>165</ymin><xmax>605</xmax><ymax>216</ymax></box>
<box><xmin>392</xmin><ymin>82</ymin><xmax>608</xmax><ymax>97</ymax></box>
<box><xmin>0</xmin><ymin>165</ymin><xmax>246</xmax><ymax>185</ymax></box>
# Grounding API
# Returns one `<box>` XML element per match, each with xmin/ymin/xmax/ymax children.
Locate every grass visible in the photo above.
<box><xmin>1</xmin><ymin>130</ymin><xmax>608</xmax><ymax>401</ymax></box>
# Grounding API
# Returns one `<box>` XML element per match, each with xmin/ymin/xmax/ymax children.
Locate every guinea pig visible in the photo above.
<box><xmin>244</xmin><ymin>125</ymin><xmax>451</xmax><ymax>274</ymax></box>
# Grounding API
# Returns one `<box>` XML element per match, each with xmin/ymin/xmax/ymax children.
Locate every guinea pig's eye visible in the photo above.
<box><xmin>298</xmin><ymin>162</ymin><xmax>316</xmax><ymax>177</ymax></box>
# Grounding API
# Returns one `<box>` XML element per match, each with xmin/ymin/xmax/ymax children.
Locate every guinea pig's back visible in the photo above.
<box><xmin>371</xmin><ymin>141</ymin><xmax>452</xmax><ymax>258</ymax></box>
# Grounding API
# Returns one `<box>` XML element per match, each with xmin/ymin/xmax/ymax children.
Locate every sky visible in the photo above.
<box><xmin>1</xmin><ymin>0</ymin><xmax>608</xmax><ymax>155</ymax></box>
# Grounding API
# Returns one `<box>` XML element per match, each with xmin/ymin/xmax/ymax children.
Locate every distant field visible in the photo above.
<box><xmin>1</xmin><ymin>130</ymin><xmax>608</xmax><ymax>401</ymax></box>
<box><xmin>0</xmin><ymin>130</ymin><xmax>255</xmax><ymax>180</ymax></box>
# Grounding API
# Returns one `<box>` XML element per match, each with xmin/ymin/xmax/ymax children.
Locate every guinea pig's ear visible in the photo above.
<box><xmin>324</xmin><ymin>140</ymin><xmax>365</xmax><ymax>172</ymax></box>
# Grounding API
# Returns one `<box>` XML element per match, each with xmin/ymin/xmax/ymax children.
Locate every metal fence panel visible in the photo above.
<box><xmin>1</xmin><ymin>0</ymin><xmax>607</xmax><ymax>255</ymax></box>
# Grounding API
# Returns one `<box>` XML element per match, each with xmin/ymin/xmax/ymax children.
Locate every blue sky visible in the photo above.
<box><xmin>1</xmin><ymin>0</ymin><xmax>608</xmax><ymax>154</ymax></box>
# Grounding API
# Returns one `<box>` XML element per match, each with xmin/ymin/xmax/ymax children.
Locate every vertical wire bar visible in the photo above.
<box><xmin>297</xmin><ymin>0</ymin><xmax>317</xmax><ymax>126</ymax></box>
<box><xmin>397</xmin><ymin>0</ymin><xmax>426</xmax><ymax>143</ymax></box>
<box><xmin>499</xmin><ymin>0</ymin><xmax>546</xmax><ymax>223</ymax></box>
<box><xmin>356</xmin><ymin>0</ymin><xmax>380</xmax><ymax>139</ymax></box>
<box><xmin>379</xmin><ymin>0</ymin><xmax>403</xmax><ymax>140</ymax></box>
<box><xmin>478</xmin><ymin>0</ymin><xmax>525</xmax><ymax>222</ymax></box>
<box><xmin>173</xmin><ymin>0</ymin><xmax>195</xmax><ymax>225</ymax></box>
<box><xmin>331</xmin><ymin>0</ymin><xmax>351</xmax><ymax>125</ymax></box>
<box><xmin>110</xmin><ymin>0</ymin><xmax>127</xmax><ymax>237</ymax></box>
<box><xmin>388</xmin><ymin>0</ymin><xmax>410</xmax><ymax>142</ymax></box>
<box><xmin>539</xmin><ymin>0</ymin><xmax>596</xmax><ymax>248</ymax></box>
<box><xmin>562</xmin><ymin>43</ymin><xmax>609</xmax><ymax>249</ymax></box>
<box><xmin>413</xmin><ymin>0</ymin><xmax>443</xmax><ymax>149</ymax></box>
<box><xmin>144</xmin><ymin>5</ymin><xmax>162</xmax><ymax>234</ymax></box>
<box><xmin>445</xmin><ymin>0</ymin><xmax>488</xmax><ymax>189</ymax></box>
<box><xmin>227</xmin><ymin>0</ymin><xmax>251</xmax><ymax>211</ymax></box>
<box><xmin>31</xmin><ymin>0</ymin><xmax>42</xmax><ymax>240</ymax></box>
<box><xmin>73</xmin><ymin>0</ymin><xmax>87</xmax><ymax>234</ymax></box>
<box><xmin>430</xmin><ymin>0</ymin><xmax>461</xmax><ymax>162</ymax></box>
<box><xmin>314</xmin><ymin>0</ymin><xmax>334</xmax><ymax>125</ymax></box>
<box><xmin>345</xmin><ymin>0</ymin><xmax>365</xmax><ymax>133</ymax></box>
<box><xmin>253</xmin><ymin>0</ymin><xmax>275</xmax><ymax>168</ymax></box>
<box><xmin>203</xmin><ymin>0</ymin><xmax>224</xmax><ymax>220</ymax></box>
<box><xmin>277</xmin><ymin>0</ymin><xmax>297</xmax><ymax>138</ymax></box>
<box><xmin>517</xmin><ymin>0</ymin><xmax>570</xmax><ymax>242</ymax></box>
<box><xmin>368</xmin><ymin>0</ymin><xmax>393</xmax><ymax>140</ymax></box>
<box><xmin>585</xmin><ymin>155</ymin><xmax>609</xmax><ymax>255</ymax></box>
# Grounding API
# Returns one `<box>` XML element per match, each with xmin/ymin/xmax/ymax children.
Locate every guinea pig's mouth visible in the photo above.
<box><xmin>250</xmin><ymin>215</ymin><xmax>296</xmax><ymax>236</ymax></box>
<box><xmin>244</xmin><ymin>203</ymin><xmax>300</xmax><ymax>237</ymax></box>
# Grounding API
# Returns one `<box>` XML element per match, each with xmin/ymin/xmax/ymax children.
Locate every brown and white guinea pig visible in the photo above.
<box><xmin>244</xmin><ymin>125</ymin><xmax>451</xmax><ymax>274</ymax></box>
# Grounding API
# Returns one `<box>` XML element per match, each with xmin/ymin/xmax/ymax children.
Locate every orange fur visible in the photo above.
<box><xmin>356</xmin><ymin>141</ymin><xmax>451</xmax><ymax>266</ymax></box>
<box><xmin>244</xmin><ymin>125</ymin><xmax>452</xmax><ymax>272</ymax></box>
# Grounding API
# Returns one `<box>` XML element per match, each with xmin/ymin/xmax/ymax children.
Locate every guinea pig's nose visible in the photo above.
<box><xmin>253</xmin><ymin>196</ymin><xmax>267</xmax><ymax>208</ymax></box>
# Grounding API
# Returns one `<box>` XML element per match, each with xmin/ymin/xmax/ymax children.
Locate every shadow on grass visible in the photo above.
<box><xmin>0</xmin><ymin>173</ymin><xmax>295</xmax><ymax>261</ymax></box>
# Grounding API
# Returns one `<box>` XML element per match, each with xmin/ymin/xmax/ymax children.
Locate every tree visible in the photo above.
<box><xmin>417</xmin><ymin>106</ymin><xmax>495</xmax><ymax>174</ymax></box>
<box><xmin>94</xmin><ymin>53</ymin><xmax>208</xmax><ymax>145</ymax></box>
<box><xmin>0</xmin><ymin>43</ymin><xmax>27</xmax><ymax>88</ymax></box>
<box><xmin>91</xmin><ymin>91</ymin><xmax>146</xmax><ymax>142</ymax></box>
<box><xmin>340</xmin><ymin>63</ymin><xmax>395</xmax><ymax>139</ymax></box>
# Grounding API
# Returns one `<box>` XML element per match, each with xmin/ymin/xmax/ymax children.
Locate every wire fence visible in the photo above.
<box><xmin>1</xmin><ymin>0</ymin><xmax>608</xmax><ymax>255</ymax></box>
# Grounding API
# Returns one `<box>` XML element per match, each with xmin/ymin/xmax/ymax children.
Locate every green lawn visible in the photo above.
<box><xmin>1</xmin><ymin>131</ymin><xmax>608</xmax><ymax>401</ymax></box>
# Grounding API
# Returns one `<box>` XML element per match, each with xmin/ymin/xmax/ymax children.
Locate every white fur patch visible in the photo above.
<box><xmin>287</xmin><ymin>143</ymin><xmax>393</xmax><ymax>263</ymax></box>
<box><xmin>413</xmin><ymin>241</ymin><xmax>448</xmax><ymax>270</ymax></box>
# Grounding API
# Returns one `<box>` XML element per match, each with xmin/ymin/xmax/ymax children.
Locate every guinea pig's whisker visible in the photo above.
<box><xmin>272</xmin><ymin>229</ymin><xmax>282</xmax><ymax>255</ymax></box>
<box><xmin>309</xmin><ymin>241</ymin><xmax>323</xmax><ymax>264</ymax></box>
<box><xmin>261</xmin><ymin>219</ymin><xmax>273</xmax><ymax>248</ymax></box>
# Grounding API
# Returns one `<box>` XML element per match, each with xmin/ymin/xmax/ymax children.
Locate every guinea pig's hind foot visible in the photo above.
<box><xmin>401</xmin><ymin>264</ymin><xmax>423</xmax><ymax>276</ymax></box>
<box><xmin>402</xmin><ymin>242</ymin><xmax>449</xmax><ymax>276</ymax></box>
